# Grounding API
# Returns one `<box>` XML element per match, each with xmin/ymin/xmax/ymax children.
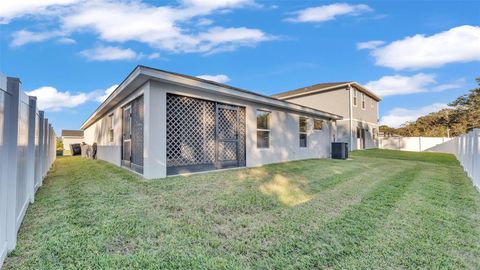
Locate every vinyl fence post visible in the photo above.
<box><xmin>27</xmin><ymin>97</ymin><xmax>37</xmax><ymax>203</ymax></box>
<box><xmin>43</xmin><ymin>119</ymin><xmax>49</xmax><ymax>178</ymax></box>
<box><xmin>472</xmin><ymin>129</ymin><xmax>478</xmax><ymax>188</ymax></box>
<box><xmin>36</xmin><ymin>111</ymin><xmax>44</xmax><ymax>189</ymax></box>
<box><xmin>5</xmin><ymin>77</ymin><xmax>20</xmax><ymax>251</ymax></box>
<box><xmin>0</xmin><ymin>75</ymin><xmax>8</xmax><ymax>265</ymax></box>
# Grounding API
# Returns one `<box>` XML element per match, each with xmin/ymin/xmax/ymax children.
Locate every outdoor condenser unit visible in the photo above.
<box><xmin>331</xmin><ymin>142</ymin><xmax>348</xmax><ymax>159</ymax></box>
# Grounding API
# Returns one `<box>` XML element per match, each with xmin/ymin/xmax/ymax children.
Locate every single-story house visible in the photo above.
<box><xmin>80</xmin><ymin>66</ymin><xmax>342</xmax><ymax>179</ymax></box>
<box><xmin>273</xmin><ymin>82</ymin><xmax>382</xmax><ymax>150</ymax></box>
<box><xmin>61</xmin><ymin>130</ymin><xmax>84</xmax><ymax>153</ymax></box>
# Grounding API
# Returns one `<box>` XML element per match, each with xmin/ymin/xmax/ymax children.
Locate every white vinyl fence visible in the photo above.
<box><xmin>380</xmin><ymin>130</ymin><xmax>479</xmax><ymax>191</ymax></box>
<box><xmin>0</xmin><ymin>74</ymin><xmax>57</xmax><ymax>268</ymax></box>
<box><xmin>452</xmin><ymin>129</ymin><xmax>480</xmax><ymax>191</ymax></box>
<box><xmin>379</xmin><ymin>136</ymin><xmax>452</xmax><ymax>152</ymax></box>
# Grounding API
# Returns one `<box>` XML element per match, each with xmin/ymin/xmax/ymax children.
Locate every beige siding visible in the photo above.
<box><xmin>283</xmin><ymin>86</ymin><xmax>379</xmax><ymax>151</ymax></box>
<box><xmin>285</xmin><ymin>88</ymin><xmax>350</xmax><ymax>118</ymax></box>
<box><xmin>352</xmin><ymin>89</ymin><xmax>378</xmax><ymax>124</ymax></box>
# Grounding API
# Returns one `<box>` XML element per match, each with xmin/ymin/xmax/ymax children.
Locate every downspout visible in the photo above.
<box><xmin>347</xmin><ymin>83</ymin><xmax>353</xmax><ymax>149</ymax></box>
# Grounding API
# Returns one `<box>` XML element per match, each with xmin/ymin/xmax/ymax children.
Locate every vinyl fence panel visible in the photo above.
<box><xmin>0</xmin><ymin>74</ymin><xmax>57</xmax><ymax>268</ymax></box>
<box><xmin>0</xmin><ymin>75</ymin><xmax>9</xmax><ymax>268</ymax></box>
<box><xmin>379</xmin><ymin>136</ymin><xmax>451</xmax><ymax>152</ymax></box>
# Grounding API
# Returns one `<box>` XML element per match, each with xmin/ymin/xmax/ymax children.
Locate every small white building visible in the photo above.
<box><xmin>81</xmin><ymin>66</ymin><xmax>342</xmax><ymax>179</ymax></box>
<box><xmin>61</xmin><ymin>130</ymin><xmax>84</xmax><ymax>153</ymax></box>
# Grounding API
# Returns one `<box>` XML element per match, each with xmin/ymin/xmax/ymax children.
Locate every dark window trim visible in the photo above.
<box><xmin>299</xmin><ymin>116</ymin><xmax>308</xmax><ymax>148</ymax></box>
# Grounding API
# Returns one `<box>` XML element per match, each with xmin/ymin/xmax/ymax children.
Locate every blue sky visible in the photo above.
<box><xmin>1</xmin><ymin>0</ymin><xmax>479</xmax><ymax>133</ymax></box>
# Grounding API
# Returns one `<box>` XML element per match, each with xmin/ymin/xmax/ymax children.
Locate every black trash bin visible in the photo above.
<box><xmin>71</xmin><ymin>143</ymin><xmax>82</xmax><ymax>156</ymax></box>
<box><xmin>331</xmin><ymin>142</ymin><xmax>348</xmax><ymax>159</ymax></box>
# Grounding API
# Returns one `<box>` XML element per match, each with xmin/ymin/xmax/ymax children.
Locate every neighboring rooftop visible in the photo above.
<box><xmin>273</xmin><ymin>81</ymin><xmax>382</xmax><ymax>101</ymax></box>
<box><xmin>61</xmin><ymin>130</ymin><xmax>84</xmax><ymax>137</ymax></box>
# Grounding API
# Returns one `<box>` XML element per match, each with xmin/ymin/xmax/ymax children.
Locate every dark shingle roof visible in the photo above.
<box><xmin>272</xmin><ymin>81</ymin><xmax>382</xmax><ymax>101</ymax></box>
<box><xmin>61</xmin><ymin>130</ymin><xmax>84</xmax><ymax>137</ymax></box>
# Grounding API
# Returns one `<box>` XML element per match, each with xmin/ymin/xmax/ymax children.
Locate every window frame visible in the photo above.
<box><xmin>299</xmin><ymin>116</ymin><xmax>308</xmax><ymax>148</ymax></box>
<box><xmin>313</xmin><ymin>119</ymin><xmax>323</xmax><ymax>131</ymax></box>
<box><xmin>353</xmin><ymin>89</ymin><xmax>358</xmax><ymax>107</ymax></box>
<box><xmin>256</xmin><ymin>109</ymin><xmax>271</xmax><ymax>149</ymax></box>
<box><xmin>361</xmin><ymin>92</ymin><xmax>366</xmax><ymax>110</ymax></box>
<box><xmin>107</xmin><ymin>113</ymin><xmax>114</xmax><ymax>143</ymax></box>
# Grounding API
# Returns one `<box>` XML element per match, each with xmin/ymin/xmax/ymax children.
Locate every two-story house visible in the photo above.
<box><xmin>273</xmin><ymin>82</ymin><xmax>381</xmax><ymax>151</ymax></box>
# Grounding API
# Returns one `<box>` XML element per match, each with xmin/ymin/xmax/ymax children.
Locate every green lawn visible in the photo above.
<box><xmin>4</xmin><ymin>149</ymin><xmax>480</xmax><ymax>269</ymax></box>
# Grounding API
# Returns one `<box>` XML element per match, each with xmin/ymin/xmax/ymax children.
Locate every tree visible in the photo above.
<box><xmin>383</xmin><ymin>78</ymin><xmax>480</xmax><ymax>137</ymax></box>
<box><xmin>56</xmin><ymin>138</ymin><xmax>64</xmax><ymax>150</ymax></box>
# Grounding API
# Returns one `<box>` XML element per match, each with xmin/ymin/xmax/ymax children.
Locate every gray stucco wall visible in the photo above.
<box><xmin>83</xmin><ymin>84</ymin><xmax>146</xmax><ymax>167</ymax></box>
<box><xmin>335</xmin><ymin>120</ymin><xmax>378</xmax><ymax>150</ymax></box>
<box><xmin>286</xmin><ymin>88</ymin><xmax>350</xmax><ymax>118</ymax></box>
<box><xmin>148</xmin><ymin>81</ymin><xmax>335</xmax><ymax>178</ymax></box>
<box><xmin>85</xmin><ymin>80</ymin><xmax>336</xmax><ymax>179</ymax></box>
<box><xmin>280</xmin><ymin>86</ymin><xmax>379</xmax><ymax>151</ymax></box>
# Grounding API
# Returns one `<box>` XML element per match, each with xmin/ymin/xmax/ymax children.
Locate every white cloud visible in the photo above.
<box><xmin>356</xmin><ymin>40</ymin><xmax>384</xmax><ymax>50</ymax></box>
<box><xmin>80</xmin><ymin>46</ymin><xmax>139</xmax><ymax>61</ymax></box>
<box><xmin>57</xmin><ymin>37</ymin><xmax>76</xmax><ymax>44</ymax></box>
<box><xmin>365</xmin><ymin>73</ymin><xmax>436</xmax><ymax>97</ymax></box>
<box><xmin>364</xmin><ymin>25</ymin><xmax>480</xmax><ymax>70</ymax></box>
<box><xmin>27</xmin><ymin>86</ymin><xmax>89</xmax><ymax>111</ymax></box>
<box><xmin>181</xmin><ymin>0</ymin><xmax>253</xmax><ymax>10</ymax></box>
<box><xmin>197</xmin><ymin>18</ymin><xmax>213</xmax><ymax>26</ymax></box>
<box><xmin>7</xmin><ymin>0</ymin><xmax>272</xmax><ymax>54</ymax></box>
<box><xmin>0</xmin><ymin>0</ymin><xmax>80</xmax><ymax>24</ymax></box>
<box><xmin>11</xmin><ymin>30</ymin><xmax>62</xmax><ymax>47</ymax></box>
<box><xmin>196</xmin><ymin>74</ymin><xmax>230</xmax><ymax>83</ymax></box>
<box><xmin>380</xmin><ymin>103</ymin><xmax>449</xmax><ymax>127</ymax></box>
<box><xmin>365</xmin><ymin>73</ymin><xmax>464</xmax><ymax>97</ymax></box>
<box><xmin>147</xmin><ymin>52</ymin><xmax>160</xmax><ymax>59</ymax></box>
<box><xmin>95</xmin><ymin>84</ymin><xmax>119</xmax><ymax>102</ymax></box>
<box><xmin>196</xmin><ymin>27</ymin><xmax>272</xmax><ymax>53</ymax></box>
<box><xmin>287</xmin><ymin>3</ymin><xmax>372</xmax><ymax>23</ymax></box>
<box><xmin>432</xmin><ymin>80</ymin><xmax>464</xmax><ymax>92</ymax></box>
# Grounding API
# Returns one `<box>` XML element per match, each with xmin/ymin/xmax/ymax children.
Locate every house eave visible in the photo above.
<box><xmin>81</xmin><ymin>66</ymin><xmax>343</xmax><ymax>130</ymax></box>
<box><xmin>275</xmin><ymin>82</ymin><xmax>382</xmax><ymax>102</ymax></box>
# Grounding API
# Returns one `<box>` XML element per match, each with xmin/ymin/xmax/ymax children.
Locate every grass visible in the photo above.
<box><xmin>4</xmin><ymin>149</ymin><xmax>480</xmax><ymax>269</ymax></box>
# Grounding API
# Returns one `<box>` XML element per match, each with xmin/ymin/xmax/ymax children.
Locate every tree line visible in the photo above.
<box><xmin>380</xmin><ymin>78</ymin><xmax>480</xmax><ymax>137</ymax></box>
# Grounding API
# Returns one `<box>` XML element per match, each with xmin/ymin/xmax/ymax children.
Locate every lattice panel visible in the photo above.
<box><xmin>238</xmin><ymin>107</ymin><xmax>246</xmax><ymax>166</ymax></box>
<box><xmin>218</xmin><ymin>141</ymin><xmax>237</xmax><ymax>161</ymax></box>
<box><xmin>167</xmin><ymin>94</ymin><xmax>246</xmax><ymax>168</ymax></box>
<box><xmin>217</xmin><ymin>107</ymin><xmax>237</xmax><ymax>140</ymax></box>
<box><xmin>167</xmin><ymin>94</ymin><xmax>215</xmax><ymax>167</ymax></box>
<box><xmin>131</xmin><ymin>95</ymin><xmax>144</xmax><ymax>166</ymax></box>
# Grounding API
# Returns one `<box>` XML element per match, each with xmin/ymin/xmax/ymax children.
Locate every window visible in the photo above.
<box><xmin>353</xmin><ymin>89</ymin><xmax>358</xmax><ymax>106</ymax></box>
<box><xmin>361</xmin><ymin>93</ymin><xmax>366</xmax><ymax>109</ymax></box>
<box><xmin>107</xmin><ymin>113</ymin><xmax>114</xmax><ymax>143</ymax></box>
<box><xmin>313</xmin><ymin>119</ymin><xmax>323</xmax><ymax>130</ymax></box>
<box><xmin>256</xmin><ymin>110</ymin><xmax>270</xmax><ymax>148</ymax></box>
<box><xmin>299</xmin><ymin>117</ymin><xmax>307</xmax><ymax>147</ymax></box>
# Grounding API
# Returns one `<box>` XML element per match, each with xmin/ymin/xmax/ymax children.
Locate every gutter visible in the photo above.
<box><xmin>348</xmin><ymin>83</ymin><xmax>353</xmax><ymax>148</ymax></box>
